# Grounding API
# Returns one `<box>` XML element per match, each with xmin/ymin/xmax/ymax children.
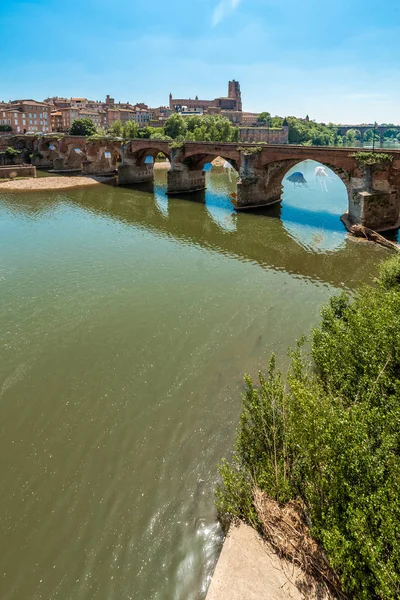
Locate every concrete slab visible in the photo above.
<box><xmin>206</xmin><ymin>522</ymin><xmax>332</xmax><ymax>600</ymax></box>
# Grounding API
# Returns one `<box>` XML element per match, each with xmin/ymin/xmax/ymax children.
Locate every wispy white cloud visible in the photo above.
<box><xmin>212</xmin><ymin>0</ymin><xmax>241</xmax><ymax>27</ymax></box>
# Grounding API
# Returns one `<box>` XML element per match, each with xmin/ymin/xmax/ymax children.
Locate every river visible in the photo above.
<box><xmin>0</xmin><ymin>161</ymin><xmax>387</xmax><ymax>600</ymax></box>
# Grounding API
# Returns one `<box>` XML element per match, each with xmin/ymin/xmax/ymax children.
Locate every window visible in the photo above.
<box><xmin>40</xmin><ymin>113</ymin><xmax>42</xmax><ymax>118</ymax></box>
<box><xmin>34</xmin><ymin>113</ymin><xmax>37</xmax><ymax>118</ymax></box>
<box><xmin>34</xmin><ymin>120</ymin><xmax>37</xmax><ymax>124</ymax></box>
<box><xmin>29</xmin><ymin>113</ymin><xmax>32</xmax><ymax>118</ymax></box>
<box><xmin>30</xmin><ymin>120</ymin><xmax>32</xmax><ymax>124</ymax></box>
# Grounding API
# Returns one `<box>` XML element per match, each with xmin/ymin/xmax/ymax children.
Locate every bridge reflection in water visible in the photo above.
<box><xmin>11</xmin><ymin>164</ymin><xmax>383</xmax><ymax>289</ymax></box>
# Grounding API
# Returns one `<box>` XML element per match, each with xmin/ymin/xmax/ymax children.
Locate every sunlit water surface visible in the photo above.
<box><xmin>0</xmin><ymin>164</ymin><xmax>387</xmax><ymax>600</ymax></box>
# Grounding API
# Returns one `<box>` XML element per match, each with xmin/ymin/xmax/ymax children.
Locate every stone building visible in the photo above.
<box><xmin>169</xmin><ymin>80</ymin><xmax>243</xmax><ymax>115</ymax></box>
<box><xmin>168</xmin><ymin>80</ymin><xmax>266</xmax><ymax>126</ymax></box>
<box><xmin>50</xmin><ymin>110</ymin><xmax>63</xmax><ymax>132</ymax></box>
<box><xmin>1</xmin><ymin>100</ymin><xmax>52</xmax><ymax>133</ymax></box>
<box><xmin>239</xmin><ymin>123</ymin><xmax>289</xmax><ymax>144</ymax></box>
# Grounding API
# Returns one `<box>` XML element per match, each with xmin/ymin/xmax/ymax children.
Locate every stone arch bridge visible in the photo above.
<box><xmin>336</xmin><ymin>125</ymin><xmax>399</xmax><ymax>142</ymax></box>
<box><xmin>4</xmin><ymin>135</ymin><xmax>400</xmax><ymax>231</ymax></box>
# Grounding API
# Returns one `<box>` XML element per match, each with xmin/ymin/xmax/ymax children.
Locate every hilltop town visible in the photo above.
<box><xmin>0</xmin><ymin>80</ymin><xmax>264</xmax><ymax>136</ymax></box>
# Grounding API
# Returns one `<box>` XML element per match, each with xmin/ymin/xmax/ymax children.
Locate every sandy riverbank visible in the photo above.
<box><xmin>0</xmin><ymin>175</ymin><xmax>112</xmax><ymax>191</ymax></box>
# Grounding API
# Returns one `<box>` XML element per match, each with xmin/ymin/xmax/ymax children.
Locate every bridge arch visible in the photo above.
<box><xmin>184</xmin><ymin>153</ymin><xmax>239</xmax><ymax>173</ymax></box>
<box><xmin>125</xmin><ymin>141</ymin><xmax>171</xmax><ymax>166</ymax></box>
<box><xmin>262</xmin><ymin>156</ymin><xmax>351</xmax><ymax>203</ymax></box>
<box><xmin>181</xmin><ymin>147</ymin><xmax>240</xmax><ymax>173</ymax></box>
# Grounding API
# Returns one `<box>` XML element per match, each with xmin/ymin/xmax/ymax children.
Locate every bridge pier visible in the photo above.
<box><xmin>236</xmin><ymin>154</ymin><xmax>284</xmax><ymax>209</ymax></box>
<box><xmin>167</xmin><ymin>166</ymin><xmax>206</xmax><ymax>195</ymax></box>
<box><xmin>346</xmin><ymin>168</ymin><xmax>400</xmax><ymax>231</ymax></box>
<box><xmin>118</xmin><ymin>161</ymin><xmax>154</xmax><ymax>185</ymax></box>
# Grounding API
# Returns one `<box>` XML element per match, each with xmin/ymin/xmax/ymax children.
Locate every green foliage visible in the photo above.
<box><xmin>69</xmin><ymin>118</ymin><xmax>97</xmax><ymax>137</ymax></box>
<box><xmin>377</xmin><ymin>255</ymin><xmax>400</xmax><ymax>290</ymax></box>
<box><xmin>164</xmin><ymin>113</ymin><xmax>187</xmax><ymax>139</ymax></box>
<box><xmin>217</xmin><ymin>257</ymin><xmax>400</xmax><ymax>599</ymax></box>
<box><xmin>364</xmin><ymin>129</ymin><xmax>381</xmax><ymax>142</ymax></box>
<box><xmin>271</xmin><ymin>116</ymin><xmax>284</xmax><ymax>128</ymax></box>
<box><xmin>383</xmin><ymin>128</ymin><xmax>399</xmax><ymax>139</ymax></box>
<box><xmin>237</xmin><ymin>145</ymin><xmax>263</xmax><ymax>155</ymax></box>
<box><xmin>345</xmin><ymin>128</ymin><xmax>361</xmax><ymax>142</ymax></box>
<box><xmin>257</xmin><ymin>111</ymin><xmax>272</xmax><ymax>125</ymax></box>
<box><xmin>284</xmin><ymin>116</ymin><xmax>338</xmax><ymax>146</ymax></box>
<box><xmin>0</xmin><ymin>124</ymin><xmax>12</xmax><ymax>132</ymax></box>
<box><xmin>164</xmin><ymin>113</ymin><xmax>238</xmax><ymax>142</ymax></box>
<box><xmin>350</xmin><ymin>152</ymin><xmax>393</xmax><ymax>166</ymax></box>
<box><xmin>5</xmin><ymin>147</ymin><xmax>21</xmax><ymax>158</ymax></box>
<box><xmin>123</xmin><ymin>120</ymin><xmax>139</xmax><ymax>139</ymax></box>
<box><xmin>169</xmin><ymin>140</ymin><xmax>184</xmax><ymax>150</ymax></box>
<box><xmin>149</xmin><ymin>131</ymin><xmax>172</xmax><ymax>141</ymax></box>
<box><xmin>136</xmin><ymin>126</ymin><xmax>159</xmax><ymax>139</ymax></box>
<box><xmin>109</xmin><ymin>120</ymin><xmax>123</xmax><ymax>137</ymax></box>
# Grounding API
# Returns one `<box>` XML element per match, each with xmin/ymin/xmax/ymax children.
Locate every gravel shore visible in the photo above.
<box><xmin>0</xmin><ymin>175</ymin><xmax>112</xmax><ymax>191</ymax></box>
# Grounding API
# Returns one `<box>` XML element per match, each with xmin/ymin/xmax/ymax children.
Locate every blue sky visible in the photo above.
<box><xmin>1</xmin><ymin>0</ymin><xmax>400</xmax><ymax>123</ymax></box>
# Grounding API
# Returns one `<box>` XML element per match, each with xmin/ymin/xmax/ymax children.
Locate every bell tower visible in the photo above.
<box><xmin>228</xmin><ymin>80</ymin><xmax>242</xmax><ymax>111</ymax></box>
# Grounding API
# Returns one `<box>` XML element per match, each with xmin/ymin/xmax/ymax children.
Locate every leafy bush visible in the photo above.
<box><xmin>164</xmin><ymin>113</ymin><xmax>239</xmax><ymax>142</ymax></box>
<box><xmin>237</xmin><ymin>145</ymin><xmax>263</xmax><ymax>155</ymax></box>
<box><xmin>5</xmin><ymin>147</ymin><xmax>21</xmax><ymax>158</ymax></box>
<box><xmin>378</xmin><ymin>255</ymin><xmax>400</xmax><ymax>290</ymax></box>
<box><xmin>169</xmin><ymin>140</ymin><xmax>184</xmax><ymax>150</ymax></box>
<box><xmin>350</xmin><ymin>152</ymin><xmax>393</xmax><ymax>166</ymax></box>
<box><xmin>217</xmin><ymin>256</ymin><xmax>400</xmax><ymax>599</ymax></box>
<box><xmin>69</xmin><ymin>118</ymin><xmax>97</xmax><ymax>137</ymax></box>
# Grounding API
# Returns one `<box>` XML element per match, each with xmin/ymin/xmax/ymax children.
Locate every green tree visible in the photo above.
<box><xmin>164</xmin><ymin>113</ymin><xmax>187</xmax><ymax>139</ymax></box>
<box><xmin>383</xmin><ymin>128</ymin><xmax>399</xmax><ymax>139</ymax></box>
<box><xmin>271</xmin><ymin>116</ymin><xmax>283</xmax><ymax>128</ymax></box>
<box><xmin>123</xmin><ymin>120</ymin><xmax>139</xmax><ymax>139</ymax></box>
<box><xmin>149</xmin><ymin>131</ymin><xmax>172</xmax><ymax>141</ymax></box>
<box><xmin>345</xmin><ymin>128</ymin><xmax>361</xmax><ymax>142</ymax></box>
<box><xmin>257</xmin><ymin>111</ymin><xmax>272</xmax><ymax>125</ymax></box>
<box><xmin>364</xmin><ymin>129</ymin><xmax>380</xmax><ymax>142</ymax></box>
<box><xmin>137</xmin><ymin>126</ymin><xmax>157</xmax><ymax>139</ymax></box>
<box><xmin>69</xmin><ymin>118</ymin><xmax>97</xmax><ymax>136</ymax></box>
<box><xmin>109</xmin><ymin>120</ymin><xmax>123</xmax><ymax>137</ymax></box>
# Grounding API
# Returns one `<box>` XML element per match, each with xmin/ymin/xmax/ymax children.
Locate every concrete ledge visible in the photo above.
<box><xmin>206</xmin><ymin>522</ymin><xmax>332</xmax><ymax>600</ymax></box>
<box><xmin>0</xmin><ymin>165</ymin><xmax>36</xmax><ymax>179</ymax></box>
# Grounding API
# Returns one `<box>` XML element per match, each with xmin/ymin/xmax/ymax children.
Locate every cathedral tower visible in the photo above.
<box><xmin>228</xmin><ymin>80</ymin><xmax>242</xmax><ymax>111</ymax></box>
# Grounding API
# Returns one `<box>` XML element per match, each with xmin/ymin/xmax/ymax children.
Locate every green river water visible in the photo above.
<box><xmin>0</xmin><ymin>161</ymin><xmax>388</xmax><ymax>599</ymax></box>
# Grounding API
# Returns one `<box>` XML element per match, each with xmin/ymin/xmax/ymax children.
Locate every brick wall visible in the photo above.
<box><xmin>239</xmin><ymin>127</ymin><xmax>289</xmax><ymax>144</ymax></box>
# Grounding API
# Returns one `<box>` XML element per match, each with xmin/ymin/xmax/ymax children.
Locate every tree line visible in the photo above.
<box><xmin>69</xmin><ymin>113</ymin><xmax>239</xmax><ymax>143</ymax></box>
<box><xmin>67</xmin><ymin>113</ymin><xmax>400</xmax><ymax>147</ymax></box>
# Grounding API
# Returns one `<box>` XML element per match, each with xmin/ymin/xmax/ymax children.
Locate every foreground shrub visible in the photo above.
<box><xmin>216</xmin><ymin>256</ymin><xmax>400</xmax><ymax>599</ymax></box>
